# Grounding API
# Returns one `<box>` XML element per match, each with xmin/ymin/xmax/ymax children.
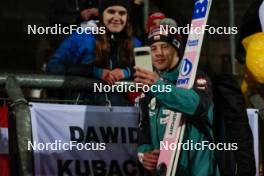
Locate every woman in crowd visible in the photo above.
<box><xmin>47</xmin><ymin>0</ymin><xmax>141</xmax><ymax>105</ymax></box>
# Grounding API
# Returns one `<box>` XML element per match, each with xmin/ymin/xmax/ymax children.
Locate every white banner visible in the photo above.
<box><xmin>247</xmin><ymin>109</ymin><xmax>259</xmax><ymax>176</ymax></box>
<box><xmin>30</xmin><ymin>103</ymin><xmax>142</xmax><ymax>176</ymax></box>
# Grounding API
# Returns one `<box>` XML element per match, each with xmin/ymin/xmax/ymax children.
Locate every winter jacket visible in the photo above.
<box><xmin>47</xmin><ymin>32</ymin><xmax>141</xmax><ymax>77</ymax></box>
<box><xmin>137</xmin><ymin>66</ymin><xmax>220</xmax><ymax>176</ymax></box>
<box><xmin>46</xmin><ymin>31</ymin><xmax>141</xmax><ymax>106</ymax></box>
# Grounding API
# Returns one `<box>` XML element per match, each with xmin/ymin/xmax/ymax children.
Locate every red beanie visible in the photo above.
<box><xmin>146</xmin><ymin>12</ymin><xmax>166</xmax><ymax>33</ymax></box>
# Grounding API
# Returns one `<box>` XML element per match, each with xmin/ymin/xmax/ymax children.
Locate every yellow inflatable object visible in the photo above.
<box><xmin>242</xmin><ymin>32</ymin><xmax>264</xmax><ymax>84</ymax></box>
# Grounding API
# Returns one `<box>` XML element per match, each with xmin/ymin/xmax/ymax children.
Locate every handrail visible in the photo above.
<box><xmin>0</xmin><ymin>73</ymin><xmax>135</xmax><ymax>90</ymax></box>
<box><xmin>0</xmin><ymin>73</ymin><xmax>136</xmax><ymax>176</ymax></box>
<box><xmin>0</xmin><ymin>73</ymin><xmax>100</xmax><ymax>90</ymax></box>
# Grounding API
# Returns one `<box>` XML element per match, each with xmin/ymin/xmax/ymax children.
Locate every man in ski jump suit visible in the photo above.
<box><xmin>134</xmin><ymin>24</ymin><xmax>221</xmax><ymax>175</ymax></box>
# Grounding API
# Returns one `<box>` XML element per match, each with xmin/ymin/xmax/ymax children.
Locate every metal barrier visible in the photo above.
<box><xmin>0</xmin><ymin>73</ymin><xmax>133</xmax><ymax>176</ymax></box>
<box><xmin>0</xmin><ymin>73</ymin><xmax>100</xmax><ymax>90</ymax></box>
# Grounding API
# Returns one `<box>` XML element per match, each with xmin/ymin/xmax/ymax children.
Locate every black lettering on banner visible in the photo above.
<box><xmin>128</xmin><ymin>128</ymin><xmax>138</xmax><ymax>143</ymax></box>
<box><xmin>69</xmin><ymin>126</ymin><xmax>139</xmax><ymax>144</ymax></box>
<box><xmin>92</xmin><ymin>160</ymin><xmax>106</xmax><ymax>176</ymax></box>
<box><xmin>75</xmin><ymin>160</ymin><xmax>90</xmax><ymax>175</ymax></box>
<box><xmin>58</xmin><ymin>160</ymin><xmax>73</xmax><ymax>176</ymax></box>
<box><xmin>57</xmin><ymin>160</ymin><xmax>142</xmax><ymax>176</ymax></box>
<box><xmin>108</xmin><ymin>160</ymin><xmax>122</xmax><ymax>176</ymax></box>
<box><xmin>86</xmin><ymin>127</ymin><xmax>100</xmax><ymax>142</ymax></box>
<box><xmin>121</xmin><ymin>127</ymin><xmax>127</xmax><ymax>143</ymax></box>
<box><xmin>70</xmin><ymin>126</ymin><xmax>84</xmax><ymax>142</ymax></box>
<box><xmin>123</xmin><ymin>160</ymin><xmax>137</xmax><ymax>175</ymax></box>
<box><xmin>100</xmin><ymin>127</ymin><xmax>119</xmax><ymax>143</ymax></box>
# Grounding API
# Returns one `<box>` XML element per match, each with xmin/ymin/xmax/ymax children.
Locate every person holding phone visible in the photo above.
<box><xmin>135</xmin><ymin>23</ymin><xmax>220</xmax><ymax>175</ymax></box>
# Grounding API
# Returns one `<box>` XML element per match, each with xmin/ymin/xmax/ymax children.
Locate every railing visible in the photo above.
<box><xmin>0</xmin><ymin>73</ymin><xmax>135</xmax><ymax>176</ymax></box>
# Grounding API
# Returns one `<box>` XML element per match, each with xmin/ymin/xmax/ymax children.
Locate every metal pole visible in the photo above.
<box><xmin>228</xmin><ymin>0</ymin><xmax>236</xmax><ymax>75</ymax></box>
<box><xmin>143</xmin><ymin>0</ymin><xmax>149</xmax><ymax>27</ymax></box>
<box><xmin>5</xmin><ymin>76</ymin><xmax>33</xmax><ymax>176</ymax></box>
<box><xmin>0</xmin><ymin>73</ymin><xmax>135</xmax><ymax>90</ymax></box>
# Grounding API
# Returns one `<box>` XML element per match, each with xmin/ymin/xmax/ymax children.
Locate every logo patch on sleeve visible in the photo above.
<box><xmin>195</xmin><ymin>77</ymin><xmax>208</xmax><ymax>90</ymax></box>
<box><xmin>149</xmin><ymin>97</ymin><xmax>156</xmax><ymax>110</ymax></box>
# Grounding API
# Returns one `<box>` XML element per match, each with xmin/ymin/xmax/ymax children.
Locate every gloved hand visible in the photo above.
<box><xmin>141</xmin><ymin>149</ymin><xmax>160</xmax><ymax>171</ymax></box>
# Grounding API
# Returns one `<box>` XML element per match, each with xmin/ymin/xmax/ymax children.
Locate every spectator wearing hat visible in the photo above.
<box><xmin>137</xmin><ymin>11</ymin><xmax>166</xmax><ymax>45</ymax></box>
<box><xmin>79</xmin><ymin>0</ymin><xmax>99</xmax><ymax>22</ymax></box>
<box><xmin>135</xmin><ymin>21</ymin><xmax>220</xmax><ymax>175</ymax></box>
<box><xmin>47</xmin><ymin>0</ymin><xmax>141</xmax><ymax>105</ymax></box>
<box><xmin>145</xmin><ymin>12</ymin><xmax>166</xmax><ymax>33</ymax></box>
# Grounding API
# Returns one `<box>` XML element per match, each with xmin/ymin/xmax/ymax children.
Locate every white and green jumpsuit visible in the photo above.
<box><xmin>137</xmin><ymin>66</ymin><xmax>221</xmax><ymax>176</ymax></box>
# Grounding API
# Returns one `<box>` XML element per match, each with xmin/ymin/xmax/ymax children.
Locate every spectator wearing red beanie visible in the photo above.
<box><xmin>145</xmin><ymin>12</ymin><xmax>166</xmax><ymax>33</ymax></box>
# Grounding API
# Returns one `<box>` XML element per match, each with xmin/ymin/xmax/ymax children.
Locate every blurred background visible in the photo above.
<box><xmin>0</xmin><ymin>0</ymin><xmax>261</xmax><ymax>75</ymax></box>
<box><xmin>0</xmin><ymin>1</ymin><xmax>263</xmax><ymax>176</ymax></box>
